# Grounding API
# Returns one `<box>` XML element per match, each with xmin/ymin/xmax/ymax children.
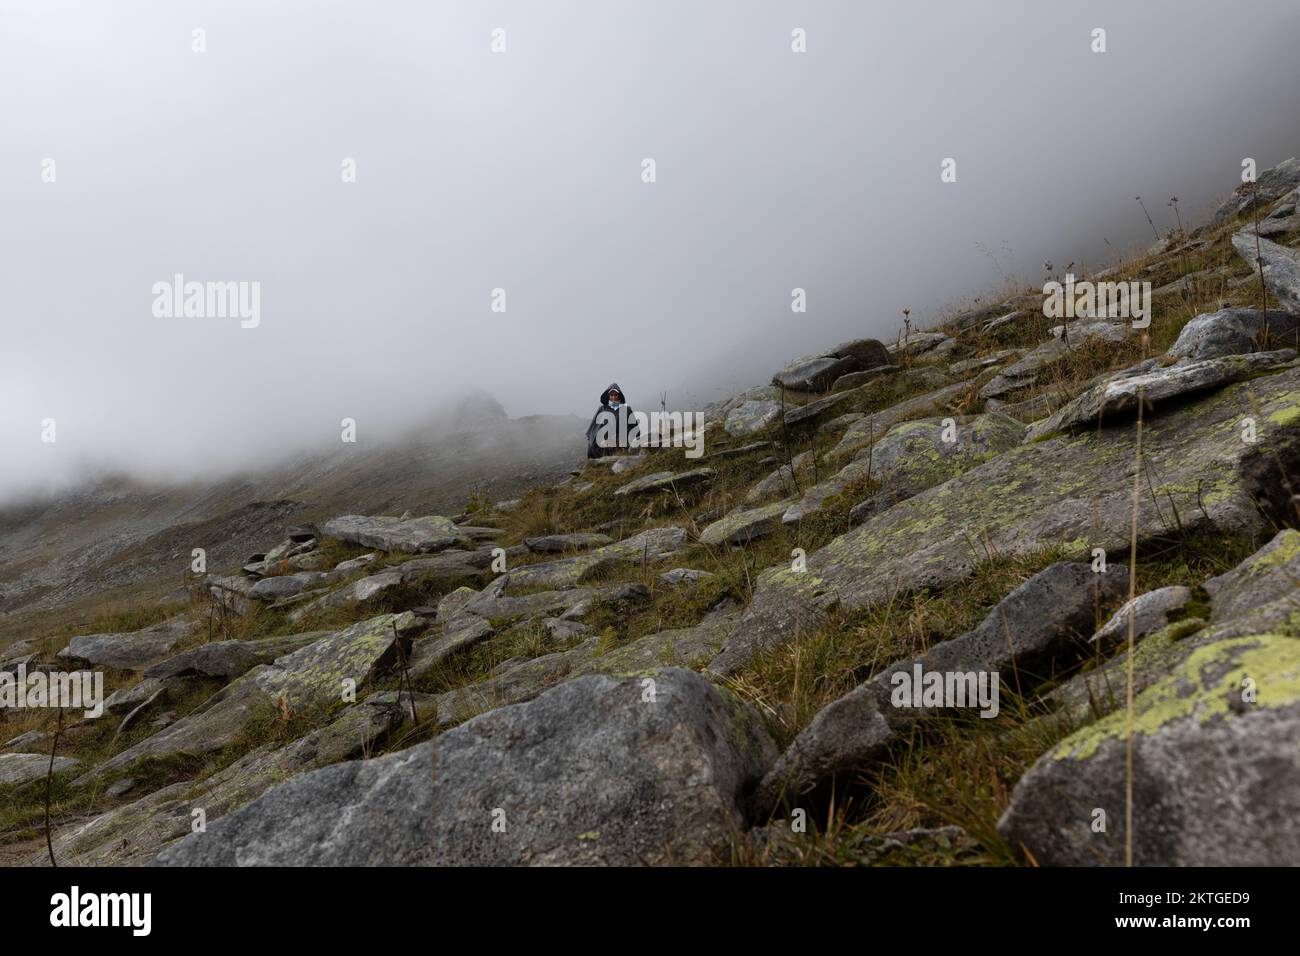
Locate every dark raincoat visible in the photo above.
<box><xmin>585</xmin><ymin>382</ymin><xmax>639</xmax><ymax>458</ymax></box>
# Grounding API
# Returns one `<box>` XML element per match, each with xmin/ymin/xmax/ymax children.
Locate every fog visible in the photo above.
<box><xmin>3</xmin><ymin>0</ymin><xmax>1299</xmax><ymax>501</ymax></box>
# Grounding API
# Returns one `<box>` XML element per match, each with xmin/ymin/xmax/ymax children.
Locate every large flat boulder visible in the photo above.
<box><xmin>1023</xmin><ymin>350</ymin><xmax>1296</xmax><ymax>441</ymax></box>
<box><xmin>58</xmin><ymin>618</ymin><xmax>196</xmax><ymax>672</ymax></box>
<box><xmin>285</xmin><ymin>570</ymin><xmax>405</xmax><ymax>623</ymax></box>
<box><xmin>710</xmin><ymin>365</ymin><xmax>1300</xmax><ymax>677</ymax></box>
<box><xmin>317</xmin><ymin>515</ymin><xmax>466</xmax><ymax>553</ymax></box>
<box><xmin>248</xmin><ymin>571</ymin><xmax>329</xmax><ymax>602</ymax></box>
<box><xmin>158</xmin><ymin>669</ymin><xmax>777</xmax><ymax>866</ymax></box>
<box><xmin>614</xmin><ymin>469</ymin><xmax>714</xmax><ymax>496</ymax></box>
<box><xmin>887</xmin><ymin>331</ymin><xmax>949</xmax><ymax>357</ymax></box>
<box><xmin>0</xmin><ymin>752</ymin><xmax>81</xmax><ymax>786</ymax></box>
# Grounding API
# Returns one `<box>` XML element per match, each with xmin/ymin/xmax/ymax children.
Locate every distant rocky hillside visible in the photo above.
<box><xmin>2</xmin><ymin>158</ymin><xmax>1299</xmax><ymax>868</ymax></box>
<box><xmin>0</xmin><ymin>397</ymin><xmax>584</xmax><ymax>643</ymax></box>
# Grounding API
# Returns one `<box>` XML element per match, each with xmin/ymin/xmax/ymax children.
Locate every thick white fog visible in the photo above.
<box><xmin>3</xmin><ymin>0</ymin><xmax>1299</xmax><ymax>499</ymax></box>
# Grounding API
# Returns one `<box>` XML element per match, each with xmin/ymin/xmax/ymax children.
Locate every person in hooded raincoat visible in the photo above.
<box><xmin>586</xmin><ymin>383</ymin><xmax>640</xmax><ymax>458</ymax></box>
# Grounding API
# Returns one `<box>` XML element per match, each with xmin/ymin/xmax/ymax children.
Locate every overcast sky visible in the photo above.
<box><xmin>3</xmin><ymin>0</ymin><xmax>1300</xmax><ymax>500</ymax></box>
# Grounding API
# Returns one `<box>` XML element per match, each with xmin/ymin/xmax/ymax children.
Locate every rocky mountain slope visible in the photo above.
<box><xmin>0</xmin><ymin>394</ymin><xmax>583</xmax><ymax>645</ymax></box>
<box><xmin>3</xmin><ymin>160</ymin><xmax>1299</xmax><ymax>867</ymax></box>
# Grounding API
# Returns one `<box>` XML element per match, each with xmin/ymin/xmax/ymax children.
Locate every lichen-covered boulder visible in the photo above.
<box><xmin>711</xmin><ymin>366</ymin><xmax>1300</xmax><ymax>676</ymax></box>
<box><xmin>158</xmin><ymin>669</ymin><xmax>777</xmax><ymax>866</ymax></box>
<box><xmin>825</xmin><ymin>376</ymin><xmax>970</xmax><ymax>458</ymax></box>
<box><xmin>88</xmin><ymin>613</ymin><xmax>419</xmax><ymax>779</ymax></box>
<box><xmin>700</xmin><ymin>500</ymin><xmax>792</xmax><ymax>546</ymax></box>
<box><xmin>795</xmin><ymin>412</ymin><xmax>1025</xmax><ymax>524</ymax></box>
<box><xmin>1023</xmin><ymin>350</ymin><xmax>1295</xmax><ymax>441</ymax></box>
<box><xmin>46</xmin><ymin>700</ymin><xmax>403</xmax><ymax>865</ymax></box>
<box><xmin>887</xmin><ymin>331</ymin><xmax>948</xmax><ymax>357</ymax></box>
<box><xmin>724</xmin><ymin>400</ymin><xmax>782</xmax><ymax>437</ymax></box>
<box><xmin>998</xmin><ymin>632</ymin><xmax>1300</xmax><ymax>866</ymax></box>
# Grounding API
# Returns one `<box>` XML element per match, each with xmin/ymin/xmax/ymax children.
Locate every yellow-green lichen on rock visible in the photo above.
<box><xmin>1052</xmin><ymin>632</ymin><xmax>1300</xmax><ymax>762</ymax></box>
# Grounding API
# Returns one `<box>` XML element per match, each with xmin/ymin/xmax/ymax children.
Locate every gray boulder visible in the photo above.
<box><xmin>887</xmin><ymin>331</ymin><xmax>949</xmax><ymax>357</ymax></box>
<box><xmin>724</xmin><ymin>400</ymin><xmax>782</xmax><ymax>437</ymax></box>
<box><xmin>660</xmin><ymin>568</ymin><xmax>714</xmax><ymax>584</ymax></box>
<box><xmin>831</xmin><ymin>338</ymin><xmax>893</xmax><ymax>367</ymax></box>
<box><xmin>745</xmin><ymin>451</ymin><xmax>813</xmax><ymax>504</ymax></box>
<box><xmin>408</xmin><ymin>614</ymin><xmax>495</xmax><ymax>676</ymax></box>
<box><xmin>826</xmin><ymin>378</ymin><xmax>971</xmax><ymax>460</ymax></box>
<box><xmin>248</xmin><ymin>571</ymin><xmax>329</xmax><ymax>602</ymax></box>
<box><xmin>998</xmin><ymin>632</ymin><xmax>1300</xmax><ymax>865</ymax></box>
<box><xmin>0</xmin><ymin>752</ymin><xmax>81</xmax><ymax>786</ymax></box>
<box><xmin>1232</xmin><ymin>232</ymin><xmax>1300</xmax><ymax>315</ymax></box>
<box><xmin>496</xmin><ymin>527</ymin><xmax>686</xmax><ymax>591</ymax></box>
<box><xmin>58</xmin><ymin>618</ymin><xmax>195</xmax><ymax>672</ymax></box>
<box><xmin>774</xmin><ymin>355</ymin><xmax>860</xmax><ymax>392</ymax></box>
<box><xmin>1089</xmin><ymin>585</ymin><xmax>1194</xmax><ymax>652</ymax></box>
<box><xmin>832</xmin><ymin>366</ymin><xmax>895</xmax><ymax>393</ymax></box>
<box><xmin>286</xmin><ymin>570</ymin><xmax>404</xmax><ymax>622</ymax></box>
<box><xmin>1203</xmin><ymin>527</ymin><xmax>1300</xmax><ymax>624</ymax></box>
<box><xmin>1211</xmin><ymin>157</ymin><xmax>1300</xmax><ymax>223</ymax></box>
<box><xmin>700</xmin><ymin>500</ymin><xmax>793</xmax><ymax>546</ymax></box>
<box><xmin>793</xmin><ymin>412</ymin><xmax>1026</xmax><ymax>524</ymax></box>
<box><xmin>524</xmin><ymin>533</ymin><xmax>614</xmax><ymax>553</ymax></box>
<box><xmin>144</xmin><ymin>633</ymin><xmax>325</xmax><ymax>681</ymax></box>
<box><xmin>614</xmin><ymin>469</ymin><xmax>714</xmax><ymax>496</ymax></box>
<box><xmin>333</xmin><ymin>552</ymin><xmax>379</xmax><ymax>574</ymax></box>
<box><xmin>47</xmin><ymin>699</ymin><xmax>404</xmax><ymax>865</ymax></box>
<box><xmin>159</xmin><ymin>669</ymin><xmax>777</xmax><ymax>866</ymax></box>
<box><xmin>318</xmin><ymin>514</ymin><xmax>467</xmax><ymax>553</ymax></box>
<box><xmin>1024</xmin><ymin>350</ymin><xmax>1296</xmax><ymax>441</ymax></box>
<box><xmin>948</xmin><ymin>350</ymin><xmax>1022</xmax><ymax>376</ymax></box>
<box><xmin>102</xmin><ymin>677</ymin><xmax>166</xmax><ymax>716</ymax></box>
<box><xmin>1166</xmin><ymin>310</ymin><xmax>1248</xmax><ymax>361</ymax></box>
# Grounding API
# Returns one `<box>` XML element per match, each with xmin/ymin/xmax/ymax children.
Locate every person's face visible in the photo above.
<box><xmin>608</xmin><ymin>391</ymin><xmax>622</xmax><ymax>404</ymax></box>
